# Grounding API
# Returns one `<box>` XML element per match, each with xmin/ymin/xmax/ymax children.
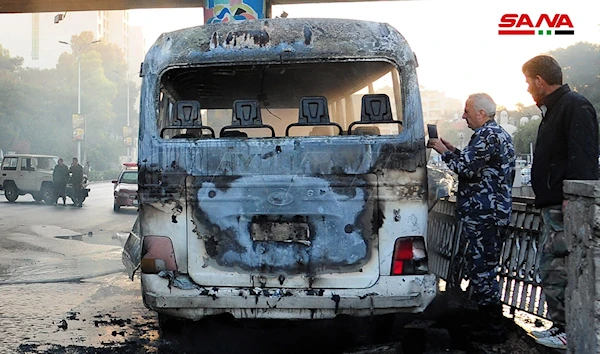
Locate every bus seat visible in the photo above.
<box><xmin>348</xmin><ymin>94</ymin><xmax>402</xmax><ymax>135</ymax></box>
<box><xmin>220</xmin><ymin>99</ymin><xmax>275</xmax><ymax>138</ymax></box>
<box><xmin>161</xmin><ymin>100</ymin><xmax>215</xmax><ymax>138</ymax></box>
<box><xmin>285</xmin><ymin>96</ymin><xmax>342</xmax><ymax>136</ymax></box>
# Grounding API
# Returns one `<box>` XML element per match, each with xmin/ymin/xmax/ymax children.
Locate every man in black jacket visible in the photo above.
<box><xmin>69</xmin><ymin>157</ymin><xmax>84</xmax><ymax>207</ymax></box>
<box><xmin>523</xmin><ymin>55</ymin><xmax>599</xmax><ymax>350</ymax></box>
<box><xmin>52</xmin><ymin>158</ymin><xmax>69</xmax><ymax>205</ymax></box>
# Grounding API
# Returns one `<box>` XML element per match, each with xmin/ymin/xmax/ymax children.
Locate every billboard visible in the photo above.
<box><xmin>72</xmin><ymin>114</ymin><xmax>85</xmax><ymax>141</ymax></box>
<box><xmin>123</xmin><ymin>126</ymin><xmax>133</xmax><ymax>147</ymax></box>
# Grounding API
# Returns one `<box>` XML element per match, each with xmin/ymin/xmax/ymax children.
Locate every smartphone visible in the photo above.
<box><xmin>427</xmin><ymin>124</ymin><xmax>438</xmax><ymax>139</ymax></box>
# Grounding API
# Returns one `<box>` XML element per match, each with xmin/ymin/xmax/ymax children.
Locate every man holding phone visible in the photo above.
<box><xmin>428</xmin><ymin>93</ymin><xmax>515</xmax><ymax>344</ymax></box>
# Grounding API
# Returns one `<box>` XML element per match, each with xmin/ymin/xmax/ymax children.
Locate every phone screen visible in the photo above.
<box><xmin>427</xmin><ymin>124</ymin><xmax>438</xmax><ymax>139</ymax></box>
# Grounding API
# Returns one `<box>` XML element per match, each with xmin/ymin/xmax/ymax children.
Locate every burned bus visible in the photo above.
<box><xmin>125</xmin><ymin>17</ymin><xmax>436</xmax><ymax>326</ymax></box>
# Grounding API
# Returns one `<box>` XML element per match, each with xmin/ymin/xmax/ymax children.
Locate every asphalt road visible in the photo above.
<box><xmin>0</xmin><ymin>182</ymin><xmax>144</xmax><ymax>353</ymax></box>
<box><xmin>0</xmin><ymin>182</ymin><xmax>136</xmax><ymax>284</ymax></box>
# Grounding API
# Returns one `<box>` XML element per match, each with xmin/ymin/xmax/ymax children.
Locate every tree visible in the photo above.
<box><xmin>0</xmin><ymin>45</ymin><xmax>24</xmax><ymax>153</ymax></box>
<box><xmin>548</xmin><ymin>42</ymin><xmax>600</xmax><ymax>115</ymax></box>
<box><xmin>0</xmin><ymin>31</ymin><xmax>135</xmax><ymax>172</ymax></box>
<box><xmin>55</xmin><ymin>31</ymin><xmax>136</xmax><ymax>169</ymax></box>
<box><xmin>513</xmin><ymin>102</ymin><xmax>539</xmax><ymax>117</ymax></box>
<box><xmin>0</xmin><ymin>44</ymin><xmax>23</xmax><ymax>71</ymax></box>
<box><xmin>512</xmin><ymin>119</ymin><xmax>541</xmax><ymax>155</ymax></box>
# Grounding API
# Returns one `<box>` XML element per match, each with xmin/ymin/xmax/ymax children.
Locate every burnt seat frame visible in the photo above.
<box><xmin>285</xmin><ymin>96</ymin><xmax>343</xmax><ymax>137</ymax></box>
<box><xmin>220</xmin><ymin>99</ymin><xmax>276</xmax><ymax>138</ymax></box>
<box><xmin>160</xmin><ymin>100</ymin><xmax>216</xmax><ymax>139</ymax></box>
<box><xmin>347</xmin><ymin>94</ymin><xmax>402</xmax><ymax>135</ymax></box>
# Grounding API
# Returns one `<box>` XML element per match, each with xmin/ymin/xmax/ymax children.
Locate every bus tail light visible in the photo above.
<box><xmin>141</xmin><ymin>236</ymin><xmax>178</xmax><ymax>274</ymax></box>
<box><xmin>390</xmin><ymin>237</ymin><xmax>429</xmax><ymax>275</ymax></box>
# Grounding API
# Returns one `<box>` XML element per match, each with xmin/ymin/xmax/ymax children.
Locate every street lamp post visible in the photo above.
<box><xmin>115</xmin><ymin>70</ymin><xmax>137</xmax><ymax>162</ymax></box>
<box><xmin>126</xmin><ymin>72</ymin><xmax>131</xmax><ymax>162</ymax></box>
<box><xmin>59</xmin><ymin>39</ymin><xmax>100</xmax><ymax>163</ymax></box>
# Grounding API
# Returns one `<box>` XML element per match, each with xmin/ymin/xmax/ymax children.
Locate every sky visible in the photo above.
<box><xmin>129</xmin><ymin>0</ymin><xmax>599</xmax><ymax>110</ymax></box>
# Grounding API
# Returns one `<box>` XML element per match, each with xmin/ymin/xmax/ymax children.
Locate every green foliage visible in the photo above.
<box><xmin>0</xmin><ymin>44</ymin><xmax>23</xmax><ymax>71</ymax></box>
<box><xmin>513</xmin><ymin>103</ymin><xmax>539</xmax><ymax>117</ymax></box>
<box><xmin>512</xmin><ymin>42</ymin><xmax>600</xmax><ymax>156</ymax></box>
<box><xmin>0</xmin><ymin>32</ymin><xmax>139</xmax><ymax>170</ymax></box>
<box><xmin>548</xmin><ymin>42</ymin><xmax>600</xmax><ymax>117</ymax></box>
<box><xmin>512</xmin><ymin>119</ymin><xmax>541</xmax><ymax>155</ymax></box>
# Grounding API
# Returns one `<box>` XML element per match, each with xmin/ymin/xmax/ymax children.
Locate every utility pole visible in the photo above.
<box><xmin>59</xmin><ymin>39</ymin><xmax>100</xmax><ymax>163</ymax></box>
<box><xmin>115</xmin><ymin>70</ymin><xmax>137</xmax><ymax>162</ymax></box>
<box><xmin>127</xmin><ymin>73</ymin><xmax>131</xmax><ymax>162</ymax></box>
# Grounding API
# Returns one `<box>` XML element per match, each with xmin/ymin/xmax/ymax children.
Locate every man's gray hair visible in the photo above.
<box><xmin>469</xmin><ymin>93</ymin><xmax>496</xmax><ymax>118</ymax></box>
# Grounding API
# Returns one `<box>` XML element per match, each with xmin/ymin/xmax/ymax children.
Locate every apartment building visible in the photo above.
<box><xmin>0</xmin><ymin>11</ymin><xmax>144</xmax><ymax>74</ymax></box>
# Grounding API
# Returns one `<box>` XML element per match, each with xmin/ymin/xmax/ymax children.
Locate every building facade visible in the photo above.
<box><xmin>0</xmin><ymin>11</ymin><xmax>144</xmax><ymax>74</ymax></box>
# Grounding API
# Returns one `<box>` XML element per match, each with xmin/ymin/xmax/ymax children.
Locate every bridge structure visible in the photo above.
<box><xmin>0</xmin><ymin>0</ymin><xmax>396</xmax><ymax>24</ymax></box>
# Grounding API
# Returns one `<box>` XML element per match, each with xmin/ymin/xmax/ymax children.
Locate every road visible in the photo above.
<box><xmin>0</xmin><ymin>182</ymin><xmax>145</xmax><ymax>354</ymax></box>
<box><xmin>0</xmin><ymin>183</ymin><xmax>543</xmax><ymax>354</ymax></box>
<box><xmin>0</xmin><ymin>182</ymin><xmax>136</xmax><ymax>284</ymax></box>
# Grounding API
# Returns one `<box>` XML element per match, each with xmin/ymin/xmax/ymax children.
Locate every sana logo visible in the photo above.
<box><xmin>498</xmin><ymin>14</ymin><xmax>574</xmax><ymax>35</ymax></box>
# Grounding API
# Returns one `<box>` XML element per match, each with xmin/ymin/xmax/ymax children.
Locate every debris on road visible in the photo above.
<box><xmin>57</xmin><ymin>319</ymin><xmax>68</xmax><ymax>330</ymax></box>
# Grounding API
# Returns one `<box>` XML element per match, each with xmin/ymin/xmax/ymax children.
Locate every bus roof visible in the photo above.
<box><xmin>142</xmin><ymin>18</ymin><xmax>417</xmax><ymax>75</ymax></box>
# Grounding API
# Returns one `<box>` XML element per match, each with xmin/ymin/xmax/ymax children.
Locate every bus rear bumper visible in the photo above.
<box><xmin>141</xmin><ymin>273</ymin><xmax>437</xmax><ymax>320</ymax></box>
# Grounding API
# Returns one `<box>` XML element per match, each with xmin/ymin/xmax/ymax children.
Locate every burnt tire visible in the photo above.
<box><xmin>41</xmin><ymin>184</ymin><xmax>54</xmax><ymax>205</ymax></box>
<box><xmin>4</xmin><ymin>183</ymin><xmax>18</xmax><ymax>203</ymax></box>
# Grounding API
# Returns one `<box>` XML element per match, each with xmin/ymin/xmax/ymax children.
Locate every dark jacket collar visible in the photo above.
<box><xmin>539</xmin><ymin>84</ymin><xmax>571</xmax><ymax>112</ymax></box>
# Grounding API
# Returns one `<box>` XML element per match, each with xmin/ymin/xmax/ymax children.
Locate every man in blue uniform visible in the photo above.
<box><xmin>428</xmin><ymin>93</ymin><xmax>515</xmax><ymax>344</ymax></box>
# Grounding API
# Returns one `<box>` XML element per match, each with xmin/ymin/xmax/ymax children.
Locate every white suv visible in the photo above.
<box><xmin>0</xmin><ymin>154</ymin><xmax>58</xmax><ymax>203</ymax></box>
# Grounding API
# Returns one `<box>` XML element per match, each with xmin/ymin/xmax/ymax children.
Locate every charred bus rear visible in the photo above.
<box><xmin>131</xmin><ymin>18</ymin><xmax>435</xmax><ymax>322</ymax></box>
